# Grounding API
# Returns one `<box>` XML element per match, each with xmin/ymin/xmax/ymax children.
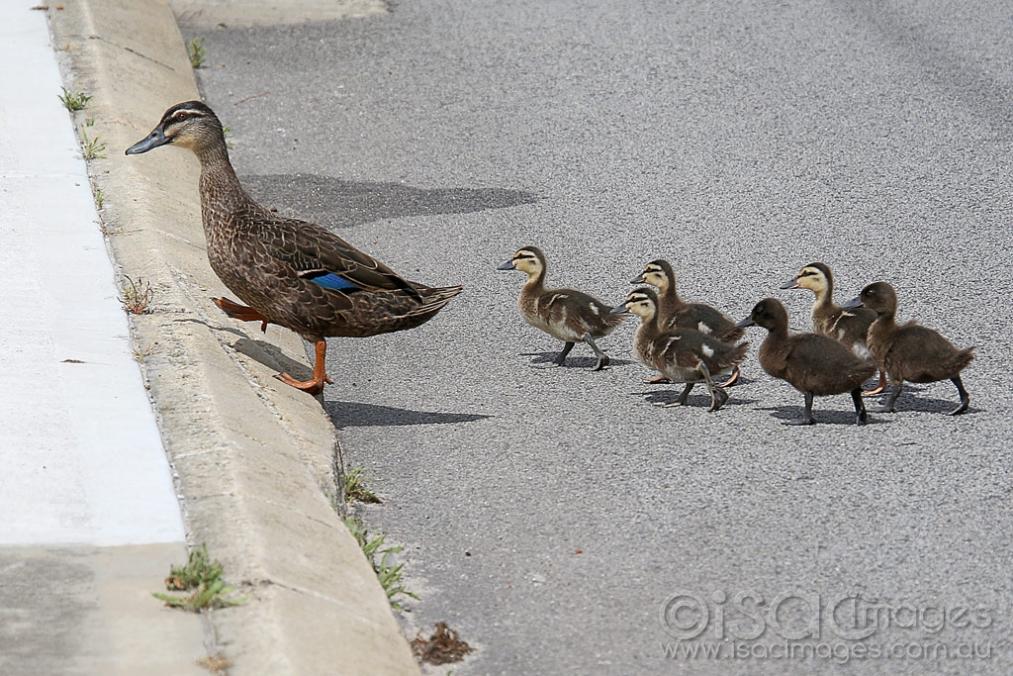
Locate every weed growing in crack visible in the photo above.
<box><xmin>154</xmin><ymin>544</ymin><xmax>246</xmax><ymax>612</ymax></box>
<box><xmin>188</xmin><ymin>37</ymin><xmax>206</xmax><ymax>68</ymax></box>
<box><xmin>343</xmin><ymin>466</ymin><xmax>381</xmax><ymax>504</ymax></box>
<box><xmin>58</xmin><ymin>87</ymin><xmax>91</xmax><ymax>112</ymax></box>
<box><xmin>343</xmin><ymin>516</ymin><xmax>417</xmax><ymax>609</ymax></box>
<box><xmin>80</xmin><ymin>128</ymin><xmax>106</xmax><ymax>160</ymax></box>
<box><xmin>119</xmin><ymin>276</ymin><xmax>153</xmax><ymax>314</ymax></box>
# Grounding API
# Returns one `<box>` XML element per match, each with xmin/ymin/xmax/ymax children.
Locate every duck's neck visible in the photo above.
<box><xmin>523</xmin><ymin>269</ymin><xmax>546</xmax><ymax>295</ymax></box>
<box><xmin>195</xmin><ymin>142</ymin><xmax>257</xmax><ymax>224</ymax></box>
<box><xmin>661</xmin><ymin>280</ymin><xmax>684</xmax><ymax>309</ymax></box>
<box><xmin>812</xmin><ymin>282</ymin><xmax>834</xmax><ymax>309</ymax></box>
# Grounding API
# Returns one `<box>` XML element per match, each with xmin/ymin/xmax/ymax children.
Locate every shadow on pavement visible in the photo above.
<box><xmin>324</xmin><ymin>401</ymin><xmax>491</xmax><ymax>428</ymax></box>
<box><xmin>241</xmin><ymin>174</ymin><xmax>540</xmax><ymax>230</ymax></box>
<box><xmin>520</xmin><ymin>351</ymin><xmax>633</xmax><ymax>368</ymax></box>
<box><xmin>756</xmin><ymin>404</ymin><xmax>890</xmax><ymax>426</ymax></box>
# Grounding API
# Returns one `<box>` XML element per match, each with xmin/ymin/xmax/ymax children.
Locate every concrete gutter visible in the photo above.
<box><xmin>48</xmin><ymin>1</ymin><xmax>418</xmax><ymax>673</ymax></box>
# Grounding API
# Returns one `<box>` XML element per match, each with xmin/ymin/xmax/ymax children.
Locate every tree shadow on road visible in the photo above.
<box><xmin>241</xmin><ymin>173</ymin><xmax>540</xmax><ymax>230</ymax></box>
<box><xmin>324</xmin><ymin>400</ymin><xmax>491</xmax><ymax>428</ymax></box>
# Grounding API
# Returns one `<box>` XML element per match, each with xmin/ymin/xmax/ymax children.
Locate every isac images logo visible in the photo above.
<box><xmin>659</xmin><ymin>590</ymin><xmax>995</xmax><ymax>665</ymax></box>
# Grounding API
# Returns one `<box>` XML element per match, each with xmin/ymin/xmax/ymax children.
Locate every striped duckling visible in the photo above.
<box><xmin>611</xmin><ymin>288</ymin><xmax>748</xmax><ymax>412</ymax></box>
<box><xmin>737</xmin><ymin>298</ymin><xmax>874</xmax><ymax>425</ymax></box>
<box><xmin>631</xmin><ymin>259</ymin><xmax>744</xmax><ymax>386</ymax></box>
<box><xmin>497</xmin><ymin>247</ymin><xmax>624</xmax><ymax>370</ymax></box>
<box><xmin>780</xmin><ymin>262</ymin><xmax>886</xmax><ymax>395</ymax></box>
<box><xmin>843</xmin><ymin>282</ymin><xmax>973</xmax><ymax>415</ymax></box>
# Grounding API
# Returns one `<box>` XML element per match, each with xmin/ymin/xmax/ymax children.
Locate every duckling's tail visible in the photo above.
<box><xmin>952</xmin><ymin>346</ymin><xmax>975</xmax><ymax>373</ymax></box>
<box><xmin>730</xmin><ymin>341</ymin><xmax>750</xmax><ymax>364</ymax></box>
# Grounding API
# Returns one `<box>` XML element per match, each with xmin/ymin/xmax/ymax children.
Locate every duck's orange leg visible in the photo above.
<box><xmin>862</xmin><ymin>369</ymin><xmax>887</xmax><ymax>397</ymax></box>
<box><xmin>275</xmin><ymin>339</ymin><xmax>332</xmax><ymax>395</ymax></box>
<box><xmin>212</xmin><ymin>297</ymin><xmax>270</xmax><ymax>333</ymax></box>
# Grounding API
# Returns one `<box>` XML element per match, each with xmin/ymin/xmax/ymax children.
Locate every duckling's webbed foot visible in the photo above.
<box><xmin>658</xmin><ymin>383</ymin><xmax>693</xmax><ymax>408</ymax></box>
<box><xmin>583</xmin><ymin>335</ymin><xmax>609</xmax><ymax>371</ymax></box>
<box><xmin>850</xmin><ymin>388</ymin><xmax>868</xmax><ymax>425</ymax></box>
<box><xmin>553</xmin><ymin>341</ymin><xmax>575</xmax><ymax>366</ymax></box>
<box><xmin>862</xmin><ymin>370</ymin><xmax>887</xmax><ymax>397</ymax></box>
<box><xmin>949</xmin><ymin>376</ymin><xmax>970</xmax><ymax>416</ymax></box>
<box><xmin>644</xmin><ymin>374</ymin><xmax>671</xmax><ymax>384</ymax></box>
<box><xmin>213</xmin><ymin>297</ymin><xmax>270</xmax><ymax>333</ymax></box>
<box><xmin>718</xmin><ymin>366</ymin><xmax>742</xmax><ymax>388</ymax></box>
<box><xmin>697</xmin><ymin>362</ymin><xmax>727</xmax><ymax>412</ymax></box>
<box><xmin>787</xmin><ymin>392</ymin><xmax>817</xmax><ymax>425</ymax></box>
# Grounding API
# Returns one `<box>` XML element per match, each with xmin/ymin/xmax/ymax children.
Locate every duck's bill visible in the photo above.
<box><xmin>841</xmin><ymin>297</ymin><xmax>863</xmax><ymax>309</ymax></box>
<box><xmin>125</xmin><ymin>126</ymin><xmax>170</xmax><ymax>155</ymax></box>
<box><xmin>609</xmin><ymin>303</ymin><xmax>629</xmax><ymax>316</ymax></box>
<box><xmin>496</xmin><ymin>259</ymin><xmax>515</xmax><ymax>270</ymax></box>
<box><xmin>779</xmin><ymin>277</ymin><xmax>800</xmax><ymax>290</ymax></box>
<box><xmin>629</xmin><ymin>274</ymin><xmax>645</xmax><ymax>284</ymax></box>
<box><xmin>735</xmin><ymin>317</ymin><xmax>755</xmax><ymax>328</ymax></box>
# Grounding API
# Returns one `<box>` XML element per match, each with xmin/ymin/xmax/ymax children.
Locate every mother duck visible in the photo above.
<box><xmin>127</xmin><ymin>101</ymin><xmax>461</xmax><ymax>394</ymax></box>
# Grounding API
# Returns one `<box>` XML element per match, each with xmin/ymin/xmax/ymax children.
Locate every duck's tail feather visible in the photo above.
<box><xmin>403</xmin><ymin>285</ymin><xmax>463</xmax><ymax>318</ymax></box>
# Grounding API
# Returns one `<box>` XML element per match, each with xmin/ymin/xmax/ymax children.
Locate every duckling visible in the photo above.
<box><xmin>843</xmin><ymin>282</ymin><xmax>973</xmax><ymax>415</ymax></box>
<box><xmin>497</xmin><ymin>247</ymin><xmax>624</xmax><ymax>370</ymax></box>
<box><xmin>631</xmin><ymin>259</ymin><xmax>744</xmax><ymax>386</ymax></box>
<box><xmin>611</xmin><ymin>288</ymin><xmax>748</xmax><ymax>412</ymax></box>
<box><xmin>736</xmin><ymin>298</ymin><xmax>874</xmax><ymax>425</ymax></box>
<box><xmin>780</xmin><ymin>262</ymin><xmax>886</xmax><ymax>395</ymax></box>
<box><xmin>125</xmin><ymin>101</ymin><xmax>461</xmax><ymax>395</ymax></box>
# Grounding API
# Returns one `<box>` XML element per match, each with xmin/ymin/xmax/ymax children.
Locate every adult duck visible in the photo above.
<box><xmin>126</xmin><ymin>101</ymin><xmax>461</xmax><ymax>394</ymax></box>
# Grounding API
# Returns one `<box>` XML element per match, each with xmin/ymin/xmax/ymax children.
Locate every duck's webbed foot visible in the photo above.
<box><xmin>213</xmin><ymin>297</ymin><xmax>270</xmax><ymax>333</ymax></box>
<box><xmin>584</xmin><ymin>335</ymin><xmax>610</xmax><ymax>371</ymax></box>
<box><xmin>786</xmin><ymin>392</ymin><xmax>817</xmax><ymax>425</ymax></box>
<box><xmin>657</xmin><ymin>383</ymin><xmax>693</xmax><ymax>408</ymax></box>
<box><xmin>851</xmin><ymin>388</ymin><xmax>869</xmax><ymax>425</ymax></box>
<box><xmin>862</xmin><ymin>370</ymin><xmax>887</xmax><ymax>397</ymax></box>
<box><xmin>274</xmin><ymin>339</ymin><xmax>331</xmax><ymax>396</ymax></box>
<box><xmin>949</xmin><ymin>376</ymin><xmax>970</xmax><ymax>416</ymax></box>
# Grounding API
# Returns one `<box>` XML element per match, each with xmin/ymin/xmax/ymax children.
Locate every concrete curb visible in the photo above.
<box><xmin>48</xmin><ymin>1</ymin><xmax>419</xmax><ymax>674</ymax></box>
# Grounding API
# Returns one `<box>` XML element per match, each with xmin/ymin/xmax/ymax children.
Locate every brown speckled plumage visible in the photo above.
<box><xmin>634</xmin><ymin>259</ymin><xmax>743</xmax><ymax>342</ymax></box>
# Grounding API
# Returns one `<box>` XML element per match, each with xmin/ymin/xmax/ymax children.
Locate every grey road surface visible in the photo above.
<box><xmin>187</xmin><ymin>1</ymin><xmax>1013</xmax><ymax>673</ymax></box>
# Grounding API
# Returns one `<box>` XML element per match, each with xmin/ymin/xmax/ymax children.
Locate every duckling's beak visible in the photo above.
<box><xmin>629</xmin><ymin>273</ymin><xmax>645</xmax><ymax>284</ymax></box>
<box><xmin>735</xmin><ymin>316</ymin><xmax>756</xmax><ymax>328</ymax></box>
<box><xmin>496</xmin><ymin>259</ymin><xmax>515</xmax><ymax>271</ymax></box>
<box><xmin>841</xmin><ymin>296</ymin><xmax>864</xmax><ymax>309</ymax></box>
<box><xmin>125</xmin><ymin>125</ymin><xmax>170</xmax><ymax>155</ymax></box>
<box><xmin>609</xmin><ymin>303</ymin><xmax>630</xmax><ymax>316</ymax></box>
<box><xmin>779</xmin><ymin>277</ymin><xmax>800</xmax><ymax>290</ymax></box>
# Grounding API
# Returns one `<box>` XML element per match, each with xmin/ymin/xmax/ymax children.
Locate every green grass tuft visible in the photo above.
<box><xmin>188</xmin><ymin>37</ymin><xmax>206</xmax><ymax>68</ymax></box>
<box><xmin>343</xmin><ymin>466</ymin><xmax>381</xmax><ymax>504</ymax></box>
<box><xmin>58</xmin><ymin>87</ymin><xmax>91</xmax><ymax>112</ymax></box>
<box><xmin>153</xmin><ymin>544</ymin><xmax>246</xmax><ymax>612</ymax></box>
<box><xmin>344</xmin><ymin>517</ymin><xmax>417</xmax><ymax>609</ymax></box>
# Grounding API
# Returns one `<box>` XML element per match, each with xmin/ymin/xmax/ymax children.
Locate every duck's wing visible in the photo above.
<box><xmin>265</xmin><ymin>214</ymin><xmax>419</xmax><ymax>297</ymax></box>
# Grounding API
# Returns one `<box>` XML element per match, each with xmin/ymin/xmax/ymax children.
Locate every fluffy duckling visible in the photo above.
<box><xmin>497</xmin><ymin>247</ymin><xmax>624</xmax><ymax>370</ymax></box>
<box><xmin>737</xmin><ymin>298</ymin><xmax>874</xmax><ymax>425</ymax></box>
<box><xmin>631</xmin><ymin>259</ymin><xmax>744</xmax><ymax>386</ymax></box>
<box><xmin>612</xmin><ymin>288</ymin><xmax>748</xmax><ymax>412</ymax></box>
<box><xmin>843</xmin><ymin>282</ymin><xmax>973</xmax><ymax>415</ymax></box>
<box><xmin>781</xmin><ymin>262</ymin><xmax>886</xmax><ymax>395</ymax></box>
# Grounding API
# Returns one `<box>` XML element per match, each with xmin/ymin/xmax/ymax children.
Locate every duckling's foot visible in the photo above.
<box><xmin>718</xmin><ymin>366</ymin><xmax>741</xmax><ymax>388</ymax></box>
<box><xmin>657</xmin><ymin>384</ymin><xmax>693</xmax><ymax>407</ymax></box>
<box><xmin>879</xmin><ymin>382</ymin><xmax>903</xmax><ymax>413</ymax></box>
<box><xmin>592</xmin><ymin>355</ymin><xmax>610</xmax><ymax>371</ymax></box>
<box><xmin>708</xmin><ymin>388</ymin><xmax>729</xmax><ymax>412</ymax></box>
<box><xmin>787</xmin><ymin>392</ymin><xmax>816</xmax><ymax>424</ymax></box>
<box><xmin>949</xmin><ymin>377</ymin><xmax>970</xmax><ymax>415</ymax></box>
<box><xmin>786</xmin><ymin>417</ymin><xmax>817</xmax><ymax>426</ymax></box>
<box><xmin>583</xmin><ymin>335</ymin><xmax>609</xmax><ymax>371</ymax></box>
<box><xmin>862</xmin><ymin>370</ymin><xmax>888</xmax><ymax>397</ymax></box>
<box><xmin>644</xmin><ymin>374</ymin><xmax>671</xmax><ymax>384</ymax></box>
<box><xmin>552</xmin><ymin>341</ymin><xmax>575</xmax><ymax>367</ymax></box>
<box><xmin>213</xmin><ymin>297</ymin><xmax>270</xmax><ymax>333</ymax></box>
<box><xmin>851</xmin><ymin>388</ymin><xmax>869</xmax><ymax>425</ymax></box>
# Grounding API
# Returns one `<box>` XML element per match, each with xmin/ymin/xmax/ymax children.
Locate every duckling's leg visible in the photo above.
<box><xmin>699</xmin><ymin>363</ymin><xmax>729</xmax><ymax>412</ymax></box>
<box><xmin>787</xmin><ymin>392</ymin><xmax>817</xmax><ymax>425</ymax></box>
<box><xmin>553</xmin><ymin>341</ymin><xmax>575</xmax><ymax>366</ymax></box>
<box><xmin>881</xmin><ymin>381</ymin><xmax>903</xmax><ymax>413</ymax></box>
<box><xmin>850</xmin><ymin>388</ymin><xmax>868</xmax><ymax>425</ymax></box>
<box><xmin>949</xmin><ymin>376</ymin><xmax>970</xmax><ymax>416</ymax></box>
<box><xmin>862</xmin><ymin>369</ymin><xmax>887</xmax><ymax>397</ymax></box>
<box><xmin>213</xmin><ymin>297</ymin><xmax>270</xmax><ymax>333</ymax></box>
<box><xmin>718</xmin><ymin>365</ymin><xmax>742</xmax><ymax>388</ymax></box>
<box><xmin>275</xmin><ymin>339</ymin><xmax>332</xmax><ymax>395</ymax></box>
<box><xmin>657</xmin><ymin>383</ymin><xmax>693</xmax><ymax>407</ymax></box>
<box><xmin>583</xmin><ymin>334</ymin><xmax>610</xmax><ymax>371</ymax></box>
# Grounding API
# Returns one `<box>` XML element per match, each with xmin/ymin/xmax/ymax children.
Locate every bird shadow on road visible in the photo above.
<box><xmin>324</xmin><ymin>401</ymin><xmax>490</xmax><ymax>428</ymax></box>
<box><xmin>241</xmin><ymin>174</ymin><xmax>540</xmax><ymax>230</ymax></box>
<box><xmin>756</xmin><ymin>405</ymin><xmax>890</xmax><ymax>426</ymax></box>
<box><xmin>636</xmin><ymin>390</ymin><xmax>759</xmax><ymax>408</ymax></box>
<box><xmin>860</xmin><ymin>390</ymin><xmax>980</xmax><ymax>416</ymax></box>
<box><xmin>175</xmin><ymin>318</ymin><xmax>313</xmax><ymax>379</ymax></box>
<box><xmin>520</xmin><ymin>351</ymin><xmax>633</xmax><ymax>368</ymax></box>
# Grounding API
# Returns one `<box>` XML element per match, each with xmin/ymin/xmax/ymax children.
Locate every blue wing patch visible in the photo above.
<box><xmin>304</xmin><ymin>272</ymin><xmax>360</xmax><ymax>291</ymax></box>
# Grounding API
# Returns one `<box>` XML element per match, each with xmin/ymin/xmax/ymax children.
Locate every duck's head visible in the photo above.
<box><xmin>843</xmin><ymin>281</ymin><xmax>896</xmax><ymax>316</ymax></box>
<box><xmin>736</xmin><ymin>298</ymin><xmax>788</xmax><ymax>332</ymax></box>
<box><xmin>497</xmin><ymin>247</ymin><xmax>546</xmax><ymax>279</ymax></box>
<box><xmin>610</xmin><ymin>287</ymin><xmax>658</xmax><ymax>321</ymax></box>
<box><xmin>630</xmin><ymin>259</ymin><xmax>674</xmax><ymax>292</ymax></box>
<box><xmin>125</xmin><ymin>101</ymin><xmax>224</xmax><ymax>156</ymax></box>
<box><xmin>781</xmin><ymin>262</ymin><xmax>832</xmax><ymax>294</ymax></box>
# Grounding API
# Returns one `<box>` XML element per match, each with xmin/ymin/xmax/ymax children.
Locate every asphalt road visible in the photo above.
<box><xmin>187</xmin><ymin>1</ymin><xmax>1013</xmax><ymax>673</ymax></box>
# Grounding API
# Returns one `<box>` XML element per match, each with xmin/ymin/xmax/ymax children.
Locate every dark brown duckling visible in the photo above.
<box><xmin>737</xmin><ymin>298</ymin><xmax>875</xmax><ymax>425</ymax></box>
<box><xmin>498</xmin><ymin>247</ymin><xmax>624</xmax><ymax>370</ymax></box>
<box><xmin>780</xmin><ymin>262</ymin><xmax>886</xmax><ymax>395</ymax></box>
<box><xmin>612</xmin><ymin>288</ymin><xmax>748</xmax><ymax>412</ymax></box>
<box><xmin>631</xmin><ymin>259</ymin><xmax>744</xmax><ymax>387</ymax></box>
<box><xmin>843</xmin><ymin>282</ymin><xmax>973</xmax><ymax>415</ymax></box>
